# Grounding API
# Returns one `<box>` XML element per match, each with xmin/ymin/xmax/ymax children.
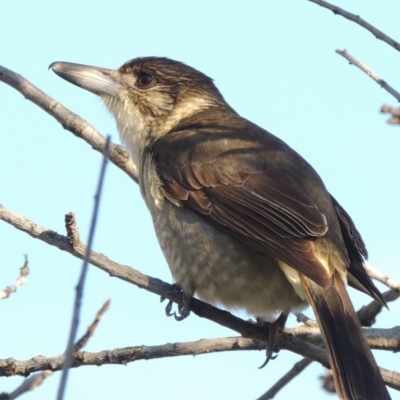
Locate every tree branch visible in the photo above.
<box><xmin>57</xmin><ymin>137</ymin><xmax>110</xmax><ymax>400</ymax></box>
<box><xmin>365</xmin><ymin>264</ymin><xmax>400</xmax><ymax>292</ymax></box>
<box><xmin>357</xmin><ymin>288</ymin><xmax>400</xmax><ymax>327</ymax></box>
<box><xmin>0</xmin><ymin>65</ymin><xmax>138</xmax><ymax>183</ymax></box>
<box><xmin>294</xmin><ymin>312</ymin><xmax>318</xmax><ymax>327</ymax></box>
<box><xmin>1</xmin><ymin>204</ymin><xmax>399</xmax><ymax>391</ymax></box>
<box><xmin>0</xmin><ymin>337</ymin><xmax>261</xmax><ymax>377</ymax></box>
<box><xmin>0</xmin><ymin>299</ymin><xmax>111</xmax><ymax>399</ymax></box>
<box><xmin>0</xmin><ymin>255</ymin><xmax>29</xmax><ymax>300</ymax></box>
<box><xmin>257</xmin><ymin>357</ymin><xmax>313</xmax><ymax>400</ymax></box>
<box><xmin>1</xmin><ymin>334</ymin><xmax>398</xmax><ymax>389</ymax></box>
<box><xmin>307</xmin><ymin>0</ymin><xmax>400</xmax><ymax>52</ymax></box>
<box><xmin>335</xmin><ymin>49</ymin><xmax>400</xmax><ymax>101</ymax></box>
<box><xmin>285</xmin><ymin>325</ymin><xmax>400</xmax><ymax>352</ymax></box>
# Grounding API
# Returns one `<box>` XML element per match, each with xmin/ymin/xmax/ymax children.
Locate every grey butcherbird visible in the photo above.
<box><xmin>50</xmin><ymin>57</ymin><xmax>390</xmax><ymax>400</ymax></box>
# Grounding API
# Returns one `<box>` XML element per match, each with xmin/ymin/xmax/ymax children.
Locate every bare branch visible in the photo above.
<box><xmin>357</xmin><ymin>288</ymin><xmax>400</xmax><ymax>327</ymax></box>
<box><xmin>308</xmin><ymin>0</ymin><xmax>400</xmax><ymax>52</ymax></box>
<box><xmin>257</xmin><ymin>357</ymin><xmax>313</xmax><ymax>399</ymax></box>
<box><xmin>381</xmin><ymin>105</ymin><xmax>400</xmax><ymax>125</ymax></box>
<box><xmin>0</xmin><ymin>255</ymin><xmax>29</xmax><ymax>300</ymax></box>
<box><xmin>355</xmin><ymin>264</ymin><xmax>400</xmax><ymax>326</ymax></box>
<box><xmin>1</xmin><ymin>205</ymin><xmax>399</xmax><ymax>392</ymax></box>
<box><xmin>65</xmin><ymin>212</ymin><xmax>81</xmax><ymax>248</ymax></box>
<box><xmin>1</xmin><ymin>333</ymin><xmax>398</xmax><ymax>389</ymax></box>
<box><xmin>285</xmin><ymin>325</ymin><xmax>400</xmax><ymax>352</ymax></box>
<box><xmin>0</xmin><ymin>337</ymin><xmax>262</xmax><ymax>377</ymax></box>
<box><xmin>73</xmin><ymin>299</ymin><xmax>111</xmax><ymax>352</ymax></box>
<box><xmin>294</xmin><ymin>312</ymin><xmax>318</xmax><ymax>327</ymax></box>
<box><xmin>0</xmin><ymin>299</ymin><xmax>111</xmax><ymax>399</ymax></box>
<box><xmin>0</xmin><ymin>371</ymin><xmax>54</xmax><ymax>400</ymax></box>
<box><xmin>0</xmin><ymin>65</ymin><xmax>139</xmax><ymax>183</ymax></box>
<box><xmin>335</xmin><ymin>49</ymin><xmax>400</xmax><ymax>101</ymax></box>
<box><xmin>366</xmin><ymin>264</ymin><xmax>400</xmax><ymax>291</ymax></box>
<box><xmin>384</xmin><ymin>368</ymin><xmax>400</xmax><ymax>392</ymax></box>
<box><xmin>57</xmin><ymin>137</ymin><xmax>110</xmax><ymax>400</ymax></box>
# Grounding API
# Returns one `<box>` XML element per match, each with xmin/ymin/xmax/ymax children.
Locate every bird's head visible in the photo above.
<box><xmin>50</xmin><ymin>57</ymin><xmax>228</xmax><ymax>164</ymax></box>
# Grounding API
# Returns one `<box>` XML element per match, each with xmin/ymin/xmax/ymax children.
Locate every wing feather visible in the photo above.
<box><xmin>154</xmin><ymin>129</ymin><xmax>331</xmax><ymax>287</ymax></box>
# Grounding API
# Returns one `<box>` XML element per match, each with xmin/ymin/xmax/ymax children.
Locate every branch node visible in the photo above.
<box><xmin>65</xmin><ymin>212</ymin><xmax>80</xmax><ymax>248</ymax></box>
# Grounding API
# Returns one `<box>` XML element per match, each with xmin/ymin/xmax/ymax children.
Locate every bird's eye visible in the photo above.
<box><xmin>137</xmin><ymin>72</ymin><xmax>154</xmax><ymax>88</ymax></box>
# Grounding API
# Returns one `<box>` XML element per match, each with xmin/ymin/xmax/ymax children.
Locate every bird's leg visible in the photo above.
<box><xmin>160</xmin><ymin>283</ymin><xmax>193</xmax><ymax>321</ymax></box>
<box><xmin>259</xmin><ymin>312</ymin><xmax>288</xmax><ymax>369</ymax></box>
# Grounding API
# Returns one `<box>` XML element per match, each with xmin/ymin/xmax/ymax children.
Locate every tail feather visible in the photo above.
<box><xmin>302</xmin><ymin>271</ymin><xmax>390</xmax><ymax>400</ymax></box>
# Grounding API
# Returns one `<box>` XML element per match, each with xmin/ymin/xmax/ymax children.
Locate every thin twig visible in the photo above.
<box><xmin>365</xmin><ymin>264</ymin><xmax>400</xmax><ymax>291</ymax></box>
<box><xmin>0</xmin><ymin>371</ymin><xmax>54</xmax><ymax>400</ymax></box>
<box><xmin>0</xmin><ymin>65</ymin><xmax>138</xmax><ymax>183</ymax></box>
<box><xmin>57</xmin><ymin>138</ymin><xmax>110</xmax><ymax>400</ymax></box>
<box><xmin>73</xmin><ymin>299</ymin><xmax>111</xmax><ymax>351</ymax></box>
<box><xmin>257</xmin><ymin>358</ymin><xmax>313</xmax><ymax>399</ymax></box>
<box><xmin>0</xmin><ymin>299</ymin><xmax>111</xmax><ymax>399</ymax></box>
<box><xmin>307</xmin><ymin>0</ymin><xmax>400</xmax><ymax>52</ymax></box>
<box><xmin>294</xmin><ymin>312</ymin><xmax>318</xmax><ymax>327</ymax></box>
<box><xmin>336</xmin><ymin>49</ymin><xmax>400</xmax><ymax>101</ymax></box>
<box><xmin>357</xmin><ymin>289</ymin><xmax>400</xmax><ymax>327</ymax></box>
<box><xmin>0</xmin><ymin>255</ymin><xmax>29</xmax><ymax>300</ymax></box>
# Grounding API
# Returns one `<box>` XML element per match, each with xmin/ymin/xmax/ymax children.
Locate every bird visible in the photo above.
<box><xmin>50</xmin><ymin>57</ymin><xmax>390</xmax><ymax>400</ymax></box>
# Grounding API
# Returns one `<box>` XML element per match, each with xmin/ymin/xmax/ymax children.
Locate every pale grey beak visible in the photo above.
<box><xmin>49</xmin><ymin>61</ymin><xmax>120</xmax><ymax>97</ymax></box>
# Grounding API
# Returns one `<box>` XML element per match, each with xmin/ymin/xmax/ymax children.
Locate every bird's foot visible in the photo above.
<box><xmin>259</xmin><ymin>312</ymin><xmax>288</xmax><ymax>369</ymax></box>
<box><xmin>160</xmin><ymin>283</ymin><xmax>192</xmax><ymax>321</ymax></box>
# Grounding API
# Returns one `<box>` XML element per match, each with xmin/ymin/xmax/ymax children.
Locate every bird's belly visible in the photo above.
<box><xmin>150</xmin><ymin>200</ymin><xmax>307</xmax><ymax>316</ymax></box>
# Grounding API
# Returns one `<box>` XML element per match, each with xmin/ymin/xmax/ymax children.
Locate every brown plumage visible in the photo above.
<box><xmin>50</xmin><ymin>57</ymin><xmax>390</xmax><ymax>399</ymax></box>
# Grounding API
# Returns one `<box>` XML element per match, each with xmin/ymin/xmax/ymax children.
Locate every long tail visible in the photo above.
<box><xmin>302</xmin><ymin>271</ymin><xmax>390</xmax><ymax>400</ymax></box>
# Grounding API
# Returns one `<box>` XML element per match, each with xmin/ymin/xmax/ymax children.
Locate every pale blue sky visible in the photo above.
<box><xmin>1</xmin><ymin>1</ymin><xmax>399</xmax><ymax>399</ymax></box>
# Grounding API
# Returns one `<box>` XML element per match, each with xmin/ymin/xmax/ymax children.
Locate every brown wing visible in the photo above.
<box><xmin>331</xmin><ymin>195</ymin><xmax>386</xmax><ymax>305</ymax></box>
<box><xmin>152</xmin><ymin>127</ymin><xmax>331</xmax><ymax>287</ymax></box>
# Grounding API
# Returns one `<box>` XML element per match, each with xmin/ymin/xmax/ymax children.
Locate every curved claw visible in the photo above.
<box><xmin>165</xmin><ymin>300</ymin><xmax>174</xmax><ymax>317</ymax></box>
<box><xmin>258</xmin><ymin>352</ymin><xmax>278</xmax><ymax>369</ymax></box>
<box><xmin>174</xmin><ymin>311</ymin><xmax>186</xmax><ymax>321</ymax></box>
<box><xmin>173</xmin><ymin>306</ymin><xmax>190</xmax><ymax>321</ymax></box>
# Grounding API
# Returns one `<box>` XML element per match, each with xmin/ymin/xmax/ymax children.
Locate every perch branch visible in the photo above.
<box><xmin>0</xmin><ymin>65</ymin><xmax>138</xmax><ymax>183</ymax></box>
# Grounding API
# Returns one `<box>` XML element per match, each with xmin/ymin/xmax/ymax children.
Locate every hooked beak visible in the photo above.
<box><xmin>49</xmin><ymin>61</ymin><xmax>120</xmax><ymax>97</ymax></box>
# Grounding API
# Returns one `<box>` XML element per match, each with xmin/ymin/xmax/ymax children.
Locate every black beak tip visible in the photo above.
<box><xmin>48</xmin><ymin>61</ymin><xmax>59</xmax><ymax>72</ymax></box>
